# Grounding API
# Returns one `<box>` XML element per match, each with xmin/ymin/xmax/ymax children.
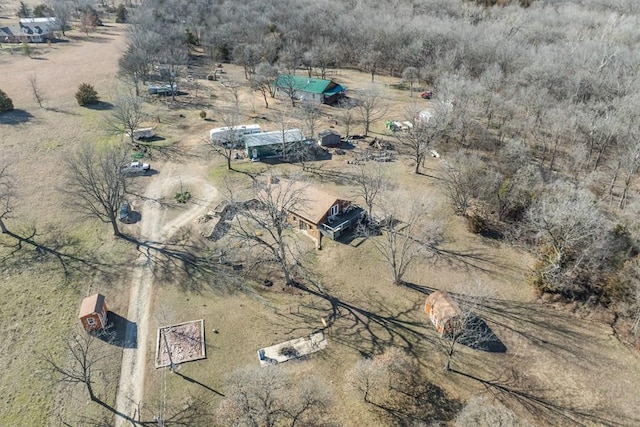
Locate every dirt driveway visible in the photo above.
<box><xmin>114</xmin><ymin>162</ymin><xmax>218</xmax><ymax>425</ymax></box>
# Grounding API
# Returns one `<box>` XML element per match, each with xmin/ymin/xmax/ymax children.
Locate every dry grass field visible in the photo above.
<box><xmin>1</xmin><ymin>7</ymin><xmax>640</xmax><ymax>427</ymax></box>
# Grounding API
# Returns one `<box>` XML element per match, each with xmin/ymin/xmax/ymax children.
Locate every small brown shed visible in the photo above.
<box><xmin>424</xmin><ymin>291</ymin><xmax>462</xmax><ymax>338</ymax></box>
<box><xmin>78</xmin><ymin>293</ymin><xmax>108</xmax><ymax>332</ymax></box>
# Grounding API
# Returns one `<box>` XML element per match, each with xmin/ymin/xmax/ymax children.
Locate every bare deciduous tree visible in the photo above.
<box><xmin>356</xmin><ymin>86</ymin><xmax>387</xmax><ymax>137</ymax></box>
<box><xmin>360</xmin><ymin>194</ymin><xmax>442</xmax><ymax>285</ymax></box>
<box><xmin>304</xmin><ymin>40</ymin><xmax>337</xmax><ymax>79</ymax></box>
<box><xmin>119</xmin><ymin>25</ymin><xmax>159</xmax><ymax>96</ymax></box>
<box><xmin>104</xmin><ymin>89</ymin><xmax>145</xmax><ymax>146</ymax></box>
<box><xmin>351</xmin><ymin>163</ymin><xmax>390</xmax><ymax>218</ymax></box>
<box><xmin>249</xmin><ymin>62</ymin><xmax>279</xmax><ymax>109</ymax></box>
<box><xmin>493</xmin><ymin>164</ymin><xmax>542</xmax><ymax>222</ymax></box>
<box><xmin>526</xmin><ymin>182</ymin><xmax>608</xmax><ymax>295</ymax></box>
<box><xmin>616</xmin><ymin>257</ymin><xmax>640</xmax><ymax>340</ymax></box>
<box><xmin>28</xmin><ymin>74</ymin><xmax>45</xmax><ymax>108</ymax></box>
<box><xmin>158</xmin><ymin>37</ymin><xmax>188</xmax><ymax>101</ymax></box>
<box><xmin>440</xmin><ymin>153</ymin><xmax>487</xmax><ymax>216</ymax></box>
<box><xmin>440</xmin><ymin>288</ymin><xmax>496</xmax><ymax>372</ymax></box>
<box><xmin>347</xmin><ymin>347</ymin><xmax>460</xmax><ymax>425</ymax></box>
<box><xmin>338</xmin><ymin>99</ymin><xmax>357</xmax><ymax>138</ymax></box>
<box><xmin>456</xmin><ymin>395</ymin><xmax>533</xmax><ymax>427</ymax></box>
<box><xmin>359</xmin><ymin>50</ymin><xmax>383</xmax><ymax>83</ymax></box>
<box><xmin>394</xmin><ymin>113</ymin><xmax>432</xmax><ymax>174</ymax></box>
<box><xmin>233</xmin><ymin>43</ymin><xmax>262</xmax><ymax>79</ymax></box>
<box><xmin>225</xmin><ymin>176</ymin><xmax>308</xmax><ymax>286</ymax></box>
<box><xmin>402</xmin><ymin>66</ymin><xmax>420</xmax><ymax>97</ymax></box>
<box><xmin>276</xmin><ymin>74</ymin><xmax>299</xmax><ymax>107</ymax></box>
<box><xmin>209</xmin><ymin>81</ymin><xmax>245</xmax><ymax>171</ymax></box>
<box><xmin>209</xmin><ymin>131</ymin><xmax>239</xmax><ymax>172</ymax></box>
<box><xmin>64</xmin><ymin>144</ymin><xmax>130</xmax><ymax>237</ymax></box>
<box><xmin>41</xmin><ymin>328</ymin><xmax>138</xmax><ymax>425</ymax></box>
<box><xmin>217</xmin><ymin>366</ymin><xmax>332</xmax><ymax>427</ymax></box>
<box><xmin>0</xmin><ymin>164</ymin><xmax>13</xmax><ymax>235</ymax></box>
<box><xmin>41</xmin><ymin>328</ymin><xmax>114</xmax><ymax>409</ymax></box>
<box><xmin>47</xmin><ymin>0</ymin><xmax>72</xmax><ymax>37</ymax></box>
<box><xmin>118</xmin><ymin>46</ymin><xmax>147</xmax><ymax>97</ymax></box>
<box><xmin>298</xmin><ymin>100</ymin><xmax>322</xmax><ymax>141</ymax></box>
<box><xmin>0</xmin><ymin>165</ymin><xmax>41</xmax><ymax>255</ymax></box>
<box><xmin>615</xmin><ymin>136</ymin><xmax>640</xmax><ymax>210</ymax></box>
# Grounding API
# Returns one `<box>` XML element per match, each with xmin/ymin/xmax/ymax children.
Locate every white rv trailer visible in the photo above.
<box><xmin>210</xmin><ymin>124</ymin><xmax>261</xmax><ymax>144</ymax></box>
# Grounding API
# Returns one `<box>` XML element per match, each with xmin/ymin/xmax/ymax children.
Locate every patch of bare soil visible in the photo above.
<box><xmin>155</xmin><ymin>320</ymin><xmax>206</xmax><ymax>368</ymax></box>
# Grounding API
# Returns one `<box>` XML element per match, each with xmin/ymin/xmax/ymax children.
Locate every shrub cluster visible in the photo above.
<box><xmin>0</xmin><ymin>90</ymin><xmax>14</xmax><ymax>113</ymax></box>
<box><xmin>75</xmin><ymin>83</ymin><xmax>99</xmax><ymax>106</ymax></box>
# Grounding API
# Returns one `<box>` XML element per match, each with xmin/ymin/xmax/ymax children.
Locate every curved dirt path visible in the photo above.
<box><xmin>114</xmin><ymin>163</ymin><xmax>217</xmax><ymax>425</ymax></box>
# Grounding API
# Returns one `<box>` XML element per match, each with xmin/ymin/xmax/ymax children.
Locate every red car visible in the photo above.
<box><xmin>421</xmin><ymin>90</ymin><xmax>433</xmax><ymax>99</ymax></box>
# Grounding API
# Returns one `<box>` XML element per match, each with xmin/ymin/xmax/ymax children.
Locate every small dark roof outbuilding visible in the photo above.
<box><xmin>318</xmin><ymin>129</ymin><xmax>341</xmax><ymax>147</ymax></box>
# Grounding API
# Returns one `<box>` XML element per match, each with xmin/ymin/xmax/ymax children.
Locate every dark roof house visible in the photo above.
<box><xmin>275</xmin><ymin>74</ymin><xmax>346</xmax><ymax>104</ymax></box>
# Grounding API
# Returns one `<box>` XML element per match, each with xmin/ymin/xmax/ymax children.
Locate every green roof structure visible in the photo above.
<box><xmin>275</xmin><ymin>74</ymin><xmax>346</xmax><ymax>104</ymax></box>
<box><xmin>275</xmin><ymin>75</ymin><xmax>332</xmax><ymax>94</ymax></box>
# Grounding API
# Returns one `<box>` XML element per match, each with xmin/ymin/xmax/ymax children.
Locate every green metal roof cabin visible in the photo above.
<box><xmin>275</xmin><ymin>75</ymin><xmax>346</xmax><ymax>104</ymax></box>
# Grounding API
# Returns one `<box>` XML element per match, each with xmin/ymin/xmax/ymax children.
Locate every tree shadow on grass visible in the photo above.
<box><xmin>1</xmin><ymin>225</ymin><xmax>124</xmax><ymax>283</ymax></box>
<box><xmin>278</xmin><ymin>276</ymin><xmax>436</xmax><ymax>360</ymax></box>
<box><xmin>452</xmin><ymin>368</ymin><xmax>640</xmax><ymax>427</ymax></box>
<box><xmin>174</xmin><ymin>371</ymin><xmax>225</xmax><ymax>396</ymax></box>
<box><xmin>476</xmin><ymin>297</ymin><xmax>624</xmax><ymax>369</ymax></box>
<box><xmin>85</xmin><ymin>101</ymin><xmax>113</xmax><ymax>111</ymax></box>
<box><xmin>147</xmin><ymin>139</ymin><xmax>203</xmax><ymax>163</ymax></box>
<box><xmin>81</xmin><ymin>35</ymin><xmax>114</xmax><ymax>44</ymax></box>
<box><xmin>365</xmin><ymin>377</ymin><xmax>461</xmax><ymax>426</ymax></box>
<box><xmin>432</xmin><ymin>246</ymin><xmax>516</xmax><ymax>275</ymax></box>
<box><xmin>0</xmin><ymin>109</ymin><xmax>34</xmax><ymax>125</ymax></box>
<box><xmin>405</xmin><ymin>282</ymin><xmax>628</xmax><ymax>373</ymax></box>
<box><xmin>458</xmin><ymin>316</ymin><xmax>507</xmax><ymax>353</ymax></box>
<box><xmin>303</xmin><ymin>164</ymin><xmax>357</xmax><ymax>186</ymax></box>
<box><xmin>46</xmin><ymin>107</ymin><xmax>79</xmax><ymax>115</ymax></box>
<box><xmin>121</xmin><ymin>234</ymin><xmax>245</xmax><ymax>294</ymax></box>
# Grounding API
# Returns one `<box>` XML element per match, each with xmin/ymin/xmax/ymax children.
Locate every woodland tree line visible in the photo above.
<box><xmin>115</xmin><ymin>0</ymin><xmax>640</xmax><ymax>341</ymax></box>
<box><xmin>3</xmin><ymin>0</ymin><xmax>637</xmax><ymax>424</ymax></box>
<box><xmin>2</xmin><ymin>0</ymin><xmax>636</xmax><ymax>350</ymax></box>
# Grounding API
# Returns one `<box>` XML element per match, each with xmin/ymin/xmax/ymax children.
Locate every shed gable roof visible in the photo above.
<box><xmin>79</xmin><ymin>293</ymin><xmax>106</xmax><ymax>318</ymax></box>
<box><xmin>425</xmin><ymin>291</ymin><xmax>462</xmax><ymax>322</ymax></box>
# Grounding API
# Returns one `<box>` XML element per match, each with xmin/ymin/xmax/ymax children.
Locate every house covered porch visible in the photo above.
<box><xmin>319</xmin><ymin>205</ymin><xmax>365</xmax><ymax>240</ymax></box>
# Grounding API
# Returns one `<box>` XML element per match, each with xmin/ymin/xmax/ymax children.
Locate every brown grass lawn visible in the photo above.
<box><xmin>1</xmin><ymin>10</ymin><xmax>640</xmax><ymax>427</ymax></box>
<box><xmin>0</xmin><ymin>21</ymin><xmax>138</xmax><ymax>426</ymax></box>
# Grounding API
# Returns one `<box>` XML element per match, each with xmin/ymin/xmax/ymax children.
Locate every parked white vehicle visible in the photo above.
<box><xmin>120</xmin><ymin>161</ymin><xmax>151</xmax><ymax>176</ymax></box>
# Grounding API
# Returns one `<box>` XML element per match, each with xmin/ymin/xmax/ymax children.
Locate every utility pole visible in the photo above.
<box><xmin>162</xmin><ymin>328</ymin><xmax>175</xmax><ymax>372</ymax></box>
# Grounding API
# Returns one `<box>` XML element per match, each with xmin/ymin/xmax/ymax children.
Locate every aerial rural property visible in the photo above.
<box><xmin>2</xmin><ymin>0</ymin><xmax>640</xmax><ymax>426</ymax></box>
